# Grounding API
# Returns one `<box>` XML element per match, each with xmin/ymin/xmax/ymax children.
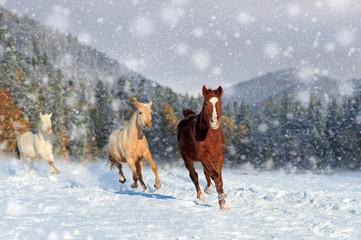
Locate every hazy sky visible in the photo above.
<box><xmin>2</xmin><ymin>0</ymin><xmax>361</xmax><ymax>95</ymax></box>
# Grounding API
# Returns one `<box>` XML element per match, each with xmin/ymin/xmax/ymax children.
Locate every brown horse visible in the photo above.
<box><xmin>177</xmin><ymin>85</ymin><xmax>229</xmax><ymax>210</ymax></box>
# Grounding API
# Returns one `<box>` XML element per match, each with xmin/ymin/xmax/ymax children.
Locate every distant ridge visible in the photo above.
<box><xmin>223</xmin><ymin>68</ymin><xmax>361</xmax><ymax>107</ymax></box>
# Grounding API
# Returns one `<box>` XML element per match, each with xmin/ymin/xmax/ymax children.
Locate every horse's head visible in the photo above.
<box><xmin>202</xmin><ymin>85</ymin><xmax>223</xmax><ymax>130</ymax></box>
<box><xmin>135</xmin><ymin>100</ymin><xmax>153</xmax><ymax>129</ymax></box>
<box><xmin>39</xmin><ymin>112</ymin><xmax>52</xmax><ymax>135</ymax></box>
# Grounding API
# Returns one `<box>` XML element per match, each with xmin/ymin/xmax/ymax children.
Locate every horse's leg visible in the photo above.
<box><xmin>21</xmin><ymin>155</ymin><xmax>30</xmax><ymax>173</ymax></box>
<box><xmin>46</xmin><ymin>154</ymin><xmax>61</xmax><ymax>175</ymax></box>
<box><xmin>183</xmin><ymin>155</ymin><xmax>204</xmax><ymax>202</ymax></box>
<box><xmin>107</xmin><ymin>152</ymin><xmax>126</xmax><ymax>183</ymax></box>
<box><xmin>116</xmin><ymin>162</ymin><xmax>126</xmax><ymax>183</ymax></box>
<box><xmin>112</xmin><ymin>161</ymin><xmax>125</xmax><ymax>183</ymax></box>
<box><xmin>29</xmin><ymin>158</ymin><xmax>34</xmax><ymax>169</ymax></box>
<box><xmin>127</xmin><ymin>159</ymin><xmax>139</xmax><ymax>189</ymax></box>
<box><xmin>135</xmin><ymin>160</ymin><xmax>146</xmax><ymax>191</ymax></box>
<box><xmin>203</xmin><ymin>167</ymin><xmax>213</xmax><ymax>194</ymax></box>
<box><xmin>211</xmin><ymin>155</ymin><xmax>229</xmax><ymax>210</ymax></box>
<box><xmin>143</xmin><ymin>151</ymin><xmax>161</xmax><ymax>189</ymax></box>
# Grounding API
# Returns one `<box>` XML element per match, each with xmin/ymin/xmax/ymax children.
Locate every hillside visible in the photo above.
<box><xmin>223</xmin><ymin>68</ymin><xmax>361</xmax><ymax>107</ymax></box>
<box><xmin>0</xmin><ymin>7</ymin><xmax>157</xmax><ymax>101</ymax></box>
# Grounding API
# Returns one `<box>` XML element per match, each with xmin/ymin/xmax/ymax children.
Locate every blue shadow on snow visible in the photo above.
<box><xmin>115</xmin><ymin>189</ymin><xmax>176</xmax><ymax>200</ymax></box>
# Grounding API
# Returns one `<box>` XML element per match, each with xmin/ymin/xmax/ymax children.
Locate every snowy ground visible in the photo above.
<box><xmin>0</xmin><ymin>156</ymin><xmax>360</xmax><ymax>240</ymax></box>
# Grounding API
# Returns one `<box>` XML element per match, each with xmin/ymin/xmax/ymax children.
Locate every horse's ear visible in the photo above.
<box><xmin>49</xmin><ymin>113</ymin><xmax>52</xmax><ymax>118</ymax></box>
<box><xmin>39</xmin><ymin>112</ymin><xmax>43</xmax><ymax>118</ymax></box>
<box><xmin>135</xmin><ymin>100</ymin><xmax>140</xmax><ymax>108</ymax></box>
<box><xmin>148</xmin><ymin>101</ymin><xmax>152</xmax><ymax>107</ymax></box>
<box><xmin>216</xmin><ymin>86</ymin><xmax>223</xmax><ymax>97</ymax></box>
<box><xmin>202</xmin><ymin>85</ymin><xmax>208</xmax><ymax>96</ymax></box>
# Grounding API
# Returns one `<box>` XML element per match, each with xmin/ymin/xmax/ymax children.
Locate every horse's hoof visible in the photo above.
<box><xmin>154</xmin><ymin>183</ymin><xmax>161</xmax><ymax>189</ymax></box>
<box><xmin>119</xmin><ymin>178</ymin><xmax>126</xmax><ymax>184</ymax></box>
<box><xmin>219</xmin><ymin>198</ymin><xmax>229</xmax><ymax>210</ymax></box>
<box><xmin>220</xmin><ymin>203</ymin><xmax>230</xmax><ymax>210</ymax></box>
<box><xmin>198</xmin><ymin>194</ymin><xmax>206</xmax><ymax>203</ymax></box>
<box><xmin>204</xmin><ymin>185</ymin><xmax>213</xmax><ymax>194</ymax></box>
<box><xmin>131</xmin><ymin>183</ymin><xmax>138</xmax><ymax>188</ymax></box>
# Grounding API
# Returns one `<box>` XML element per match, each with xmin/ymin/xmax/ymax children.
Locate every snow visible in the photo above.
<box><xmin>192</xmin><ymin>27</ymin><xmax>204</xmax><ymax>38</ymax></box>
<box><xmin>192</xmin><ymin>50</ymin><xmax>210</xmax><ymax>70</ymax></box>
<box><xmin>287</xmin><ymin>3</ymin><xmax>301</xmax><ymax>17</ymax></box>
<box><xmin>327</xmin><ymin>0</ymin><xmax>352</xmax><ymax>11</ymax></box>
<box><xmin>78</xmin><ymin>32</ymin><xmax>92</xmax><ymax>45</ymax></box>
<box><xmin>46</xmin><ymin>5</ymin><xmax>70</xmax><ymax>33</ymax></box>
<box><xmin>5</xmin><ymin>0</ymin><xmax>361</xmax><ymax>96</ymax></box>
<box><xmin>335</xmin><ymin>29</ymin><xmax>355</xmax><ymax>47</ymax></box>
<box><xmin>176</xmin><ymin>43</ymin><xmax>189</xmax><ymax>56</ymax></box>
<box><xmin>237</xmin><ymin>12</ymin><xmax>255</xmax><ymax>25</ymax></box>
<box><xmin>1</xmin><ymin>156</ymin><xmax>360</xmax><ymax>239</ymax></box>
<box><xmin>161</xmin><ymin>6</ymin><xmax>185</xmax><ymax>28</ymax></box>
<box><xmin>131</xmin><ymin>17</ymin><xmax>154</xmax><ymax>37</ymax></box>
<box><xmin>263</xmin><ymin>42</ymin><xmax>281</xmax><ymax>59</ymax></box>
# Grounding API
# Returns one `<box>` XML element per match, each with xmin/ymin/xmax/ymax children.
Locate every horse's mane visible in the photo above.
<box><xmin>183</xmin><ymin>109</ymin><xmax>195</xmax><ymax>118</ymax></box>
<box><xmin>177</xmin><ymin>109</ymin><xmax>196</xmax><ymax>141</ymax></box>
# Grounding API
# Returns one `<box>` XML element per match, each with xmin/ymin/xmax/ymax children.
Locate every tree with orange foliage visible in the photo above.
<box><xmin>161</xmin><ymin>103</ymin><xmax>180</xmax><ymax>157</ymax></box>
<box><xmin>163</xmin><ymin>103</ymin><xmax>180</xmax><ymax>132</ymax></box>
<box><xmin>0</xmin><ymin>88</ymin><xmax>29</xmax><ymax>152</ymax></box>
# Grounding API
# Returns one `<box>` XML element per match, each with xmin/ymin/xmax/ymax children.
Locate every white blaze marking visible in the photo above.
<box><xmin>209</xmin><ymin>97</ymin><xmax>218</xmax><ymax>122</ymax></box>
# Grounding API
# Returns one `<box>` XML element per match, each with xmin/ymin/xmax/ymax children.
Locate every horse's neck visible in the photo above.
<box><xmin>196</xmin><ymin>110</ymin><xmax>209</xmax><ymax>140</ymax></box>
<box><xmin>198</xmin><ymin>110</ymin><xmax>209</xmax><ymax>132</ymax></box>
<box><xmin>37</xmin><ymin>124</ymin><xmax>50</xmax><ymax>141</ymax></box>
<box><xmin>126</xmin><ymin>111</ymin><xmax>143</xmax><ymax>140</ymax></box>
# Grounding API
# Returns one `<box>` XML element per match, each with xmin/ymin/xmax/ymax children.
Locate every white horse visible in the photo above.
<box><xmin>107</xmin><ymin>100</ymin><xmax>161</xmax><ymax>190</ymax></box>
<box><xmin>15</xmin><ymin>113</ymin><xmax>61</xmax><ymax>175</ymax></box>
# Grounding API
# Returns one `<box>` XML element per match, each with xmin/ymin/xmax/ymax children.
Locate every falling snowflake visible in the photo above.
<box><xmin>263</xmin><ymin>42</ymin><xmax>281</xmax><ymax>59</ymax></box>
<box><xmin>336</xmin><ymin>29</ymin><xmax>355</xmax><ymax>47</ymax></box>
<box><xmin>46</xmin><ymin>5</ymin><xmax>70</xmax><ymax>32</ymax></box>
<box><xmin>237</xmin><ymin>12</ymin><xmax>255</xmax><ymax>25</ymax></box>
<box><xmin>192</xmin><ymin>50</ymin><xmax>210</xmax><ymax>70</ymax></box>
<box><xmin>132</xmin><ymin>17</ymin><xmax>154</xmax><ymax>37</ymax></box>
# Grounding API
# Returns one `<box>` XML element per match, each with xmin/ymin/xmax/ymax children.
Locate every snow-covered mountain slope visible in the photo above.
<box><xmin>1</xmin><ymin>156</ymin><xmax>360</xmax><ymax>239</ymax></box>
<box><xmin>223</xmin><ymin>68</ymin><xmax>361</xmax><ymax>106</ymax></box>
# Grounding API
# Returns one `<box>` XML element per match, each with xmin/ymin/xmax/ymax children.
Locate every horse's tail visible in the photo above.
<box><xmin>14</xmin><ymin>138</ymin><xmax>20</xmax><ymax>159</ymax></box>
<box><xmin>106</xmin><ymin>148</ymin><xmax>116</xmax><ymax>170</ymax></box>
<box><xmin>183</xmin><ymin>109</ymin><xmax>195</xmax><ymax>118</ymax></box>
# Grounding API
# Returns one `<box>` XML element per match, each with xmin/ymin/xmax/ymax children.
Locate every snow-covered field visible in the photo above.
<box><xmin>0</xmin><ymin>156</ymin><xmax>360</xmax><ymax>240</ymax></box>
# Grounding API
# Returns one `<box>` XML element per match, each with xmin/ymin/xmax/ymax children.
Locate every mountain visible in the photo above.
<box><xmin>223</xmin><ymin>68</ymin><xmax>361</xmax><ymax>107</ymax></box>
<box><xmin>0</xmin><ymin>7</ymin><xmax>156</xmax><ymax>101</ymax></box>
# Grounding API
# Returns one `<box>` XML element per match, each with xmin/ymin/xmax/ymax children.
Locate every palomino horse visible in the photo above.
<box><xmin>177</xmin><ymin>85</ymin><xmax>229</xmax><ymax>210</ymax></box>
<box><xmin>107</xmin><ymin>100</ymin><xmax>161</xmax><ymax>190</ymax></box>
<box><xmin>15</xmin><ymin>113</ymin><xmax>61</xmax><ymax>175</ymax></box>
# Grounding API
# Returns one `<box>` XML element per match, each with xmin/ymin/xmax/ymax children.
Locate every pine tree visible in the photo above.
<box><xmin>92</xmin><ymin>80</ymin><xmax>116</xmax><ymax>156</ymax></box>
<box><xmin>305</xmin><ymin>94</ymin><xmax>328</xmax><ymax>169</ymax></box>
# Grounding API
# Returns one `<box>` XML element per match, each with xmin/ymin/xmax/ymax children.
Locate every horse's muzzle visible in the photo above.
<box><xmin>47</xmin><ymin>128</ymin><xmax>52</xmax><ymax>135</ymax></box>
<box><xmin>145</xmin><ymin>122</ymin><xmax>152</xmax><ymax>129</ymax></box>
<box><xmin>210</xmin><ymin>118</ymin><xmax>220</xmax><ymax>129</ymax></box>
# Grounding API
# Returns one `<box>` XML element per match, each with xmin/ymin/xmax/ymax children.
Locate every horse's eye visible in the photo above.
<box><xmin>205</xmin><ymin>103</ymin><xmax>208</xmax><ymax>106</ymax></box>
<box><xmin>139</xmin><ymin>112</ymin><xmax>142</xmax><ymax>115</ymax></box>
